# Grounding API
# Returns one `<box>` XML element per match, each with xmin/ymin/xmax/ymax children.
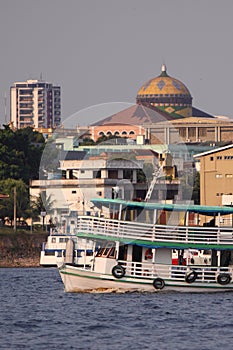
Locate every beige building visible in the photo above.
<box><xmin>194</xmin><ymin>144</ymin><xmax>233</xmax><ymax>207</ymax></box>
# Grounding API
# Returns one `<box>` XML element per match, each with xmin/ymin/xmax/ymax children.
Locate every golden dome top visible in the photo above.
<box><xmin>137</xmin><ymin>64</ymin><xmax>191</xmax><ymax>97</ymax></box>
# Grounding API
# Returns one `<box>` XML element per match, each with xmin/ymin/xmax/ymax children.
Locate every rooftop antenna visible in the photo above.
<box><xmin>40</xmin><ymin>72</ymin><xmax>43</xmax><ymax>81</ymax></box>
<box><xmin>4</xmin><ymin>92</ymin><xmax>7</xmax><ymax>124</ymax></box>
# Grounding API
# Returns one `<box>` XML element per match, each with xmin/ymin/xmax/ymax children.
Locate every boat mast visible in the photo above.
<box><xmin>144</xmin><ymin>154</ymin><xmax>167</xmax><ymax>201</ymax></box>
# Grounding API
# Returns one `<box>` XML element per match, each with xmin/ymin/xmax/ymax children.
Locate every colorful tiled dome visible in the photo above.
<box><xmin>136</xmin><ymin>64</ymin><xmax>192</xmax><ymax>118</ymax></box>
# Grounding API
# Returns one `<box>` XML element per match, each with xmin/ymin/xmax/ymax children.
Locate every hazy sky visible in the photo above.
<box><xmin>1</xmin><ymin>0</ymin><xmax>233</xmax><ymax>127</ymax></box>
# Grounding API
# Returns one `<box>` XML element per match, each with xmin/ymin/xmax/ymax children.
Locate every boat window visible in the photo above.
<box><xmin>108</xmin><ymin>247</ymin><xmax>116</xmax><ymax>258</ymax></box>
<box><xmin>203</xmin><ymin>250</ymin><xmax>211</xmax><ymax>255</ymax></box>
<box><xmin>96</xmin><ymin>242</ymin><xmax>115</xmax><ymax>258</ymax></box>
<box><xmin>51</xmin><ymin>237</ymin><xmax>56</xmax><ymax>243</ymax></box>
<box><xmin>44</xmin><ymin>251</ymin><xmax>56</xmax><ymax>256</ymax></box>
<box><xmin>59</xmin><ymin>238</ymin><xmax>69</xmax><ymax>243</ymax></box>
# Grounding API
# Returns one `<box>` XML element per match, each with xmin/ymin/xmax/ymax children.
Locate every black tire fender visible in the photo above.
<box><xmin>153</xmin><ymin>277</ymin><xmax>165</xmax><ymax>290</ymax></box>
<box><xmin>185</xmin><ymin>270</ymin><xmax>198</xmax><ymax>284</ymax></box>
<box><xmin>217</xmin><ymin>273</ymin><xmax>231</xmax><ymax>285</ymax></box>
<box><xmin>112</xmin><ymin>265</ymin><xmax>125</xmax><ymax>279</ymax></box>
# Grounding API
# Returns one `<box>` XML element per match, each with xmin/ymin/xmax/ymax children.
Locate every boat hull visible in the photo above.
<box><xmin>59</xmin><ymin>264</ymin><xmax>233</xmax><ymax>293</ymax></box>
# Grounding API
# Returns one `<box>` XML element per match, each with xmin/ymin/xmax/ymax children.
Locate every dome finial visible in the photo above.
<box><xmin>161</xmin><ymin>63</ymin><xmax>167</xmax><ymax>72</ymax></box>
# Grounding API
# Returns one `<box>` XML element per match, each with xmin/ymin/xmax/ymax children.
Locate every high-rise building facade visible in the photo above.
<box><xmin>10</xmin><ymin>79</ymin><xmax>61</xmax><ymax>129</ymax></box>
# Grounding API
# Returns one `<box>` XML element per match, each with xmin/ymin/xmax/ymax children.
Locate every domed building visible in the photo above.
<box><xmin>136</xmin><ymin>64</ymin><xmax>192</xmax><ymax>118</ymax></box>
<box><xmin>89</xmin><ymin>64</ymin><xmax>233</xmax><ymax>145</ymax></box>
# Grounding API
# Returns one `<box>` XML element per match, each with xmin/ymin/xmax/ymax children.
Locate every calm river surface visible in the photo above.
<box><xmin>0</xmin><ymin>268</ymin><xmax>233</xmax><ymax>350</ymax></box>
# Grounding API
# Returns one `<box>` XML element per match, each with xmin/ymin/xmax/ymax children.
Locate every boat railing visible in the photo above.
<box><xmin>77</xmin><ymin>216</ymin><xmax>233</xmax><ymax>245</ymax></box>
<box><xmin>117</xmin><ymin>260</ymin><xmax>233</xmax><ymax>283</ymax></box>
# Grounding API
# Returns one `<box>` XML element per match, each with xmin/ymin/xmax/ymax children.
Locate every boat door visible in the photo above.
<box><xmin>132</xmin><ymin>245</ymin><xmax>142</xmax><ymax>262</ymax></box>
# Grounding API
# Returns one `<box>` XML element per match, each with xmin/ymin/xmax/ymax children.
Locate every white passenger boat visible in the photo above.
<box><xmin>58</xmin><ymin>198</ymin><xmax>233</xmax><ymax>292</ymax></box>
<box><xmin>40</xmin><ymin>231</ymin><xmax>94</xmax><ymax>267</ymax></box>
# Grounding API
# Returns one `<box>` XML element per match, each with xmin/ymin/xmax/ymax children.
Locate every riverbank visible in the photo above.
<box><xmin>0</xmin><ymin>230</ymin><xmax>48</xmax><ymax>267</ymax></box>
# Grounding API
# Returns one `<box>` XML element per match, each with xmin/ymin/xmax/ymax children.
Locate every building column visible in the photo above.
<box><xmin>196</xmin><ymin>127</ymin><xmax>199</xmax><ymax>141</ymax></box>
<box><xmin>215</xmin><ymin>126</ymin><xmax>218</xmax><ymax>142</ymax></box>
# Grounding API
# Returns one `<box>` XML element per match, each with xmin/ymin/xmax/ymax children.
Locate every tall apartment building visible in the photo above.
<box><xmin>10</xmin><ymin>79</ymin><xmax>61</xmax><ymax>129</ymax></box>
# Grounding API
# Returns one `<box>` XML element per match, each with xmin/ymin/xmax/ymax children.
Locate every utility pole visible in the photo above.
<box><xmin>13</xmin><ymin>186</ymin><xmax>17</xmax><ymax>232</ymax></box>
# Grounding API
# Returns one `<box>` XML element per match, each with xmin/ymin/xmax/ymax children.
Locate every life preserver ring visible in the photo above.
<box><xmin>145</xmin><ymin>249</ymin><xmax>153</xmax><ymax>260</ymax></box>
<box><xmin>185</xmin><ymin>270</ymin><xmax>198</xmax><ymax>284</ymax></box>
<box><xmin>153</xmin><ymin>278</ymin><xmax>165</xmax><ymax>290</ymax></box>
<box><xmin>112</xmin><ymin>265</ymin><xmax>125</xmax><ymax>279</ymax></box>
<box><xmin>217</xmin><ymin>273</ymin><xmax>231</xmax><ymax>285</ymax></box>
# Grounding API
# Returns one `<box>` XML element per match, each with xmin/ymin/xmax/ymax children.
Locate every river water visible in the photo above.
<box><xmin>0</xmin><ymin>268</ymin><xmax>233</xmax><ymax>350</ymax></box>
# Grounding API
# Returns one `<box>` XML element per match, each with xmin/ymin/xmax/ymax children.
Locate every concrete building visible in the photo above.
<box><xmin>30</xmin><ymin>147</ymin><xmax>181</xmax><ymax>228</ymax></box>
<box><xmin>194</xmin><ymin>144</ymin><xmax>233</xmax><ymax>207</ymax></box>
<box><xmin>10</xmin><ymin>79</ymin><xmax>61</xmax><ymax>129</ymax></box>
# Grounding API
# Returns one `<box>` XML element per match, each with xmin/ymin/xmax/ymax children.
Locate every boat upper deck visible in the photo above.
<box><xmin>76</xmin><ymin>198</ymin><xmax>233</xmax><ymax>250</ymax></box>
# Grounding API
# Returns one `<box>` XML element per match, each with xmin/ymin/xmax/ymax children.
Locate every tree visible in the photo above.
<box><xmin>31</xmin><ymin>191</ymin><xmax>56</xmax><ymax>229</ymax></box>
<box><xmin>31</xmin><ymin>191</ymin><xmax>55</xmax><ymax>217</ymax></box>
<box><xmin>192</xmin><ymin>172</ymin><xmax>200</xmax><ymax>204</ymax></box>
<box><xmin>0</xmin><ymin>126</ymin><xmax>45</xmax><ymax>184</ymax></box>
<box><xmin>0</xmin><ymin>179</ymin><xmax>30</xmax><ymax>225</ymax></box>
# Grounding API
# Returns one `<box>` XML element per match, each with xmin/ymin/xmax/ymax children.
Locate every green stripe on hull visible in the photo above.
<box><xmin>60</xmin><ymin>269</ymin><xmax>233</xmax><ymax>290</ymax></box>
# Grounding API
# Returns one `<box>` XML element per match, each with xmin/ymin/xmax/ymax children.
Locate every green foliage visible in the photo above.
<box><xmin>180</xmin><ymin>171</ymin><xmax>200</xmax><ymax>204</ymax></box>
<box><xmin>81</xmin><ymin>137</ymin><xmax>95</xmax><ymax>146</ymax></box>
<box><xmin>192</xmin><ymin>172</ymin><xmax>200</xmax><ymax>204</ymax></box>
<box><xmin>0</xmin><ymin>126</ymin><xmax>45</xmax><ymax>184</ymax></box>
<box><xmin>0</xmin><ymin>179</ymin><xmax>30</xmax><ymax>223</ymax></box>
<box><xmin>31</xmin><ymin>191</ymin><xmax>55</xmax><ymax>218</ymax></box>
<box><xmin>137</xmin><ymin>162</ymin><xmax>154</xmax><ymax>183</ymax></box>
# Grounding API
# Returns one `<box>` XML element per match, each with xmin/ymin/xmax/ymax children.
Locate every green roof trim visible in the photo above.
<box><xmin>77</xmin><ymin>232</ymin><xmax>233</xmax><ymax>250</ymax></box>
<box><xmin>91</xmin><ymin>198</ymin><xmax>233</xmax><ymax>216</ymax></box>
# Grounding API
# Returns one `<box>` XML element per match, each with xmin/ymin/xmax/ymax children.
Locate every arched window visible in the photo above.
<box><xmin>106</xmin><ymin>131</ymin><xmax>112</xmax><ymax>136</ymax></box>
<box><xmin>129</xmin><ymin>130</ymin><xmax>135</xmax><ymax>135</ymax></box>
<box><xmin>114</xmin><ymin>131</ymin><xmax>120</xmax><ymax>136</ymax></box>
<box><xmin>121</xmin><ymin>131</ymin><xmax>127</xmax><ymax>135</ymax></box>
<box><xmin>99</xmin><ymin>131</ymin><xmax>105</xmax><ymax>136</ymax></box>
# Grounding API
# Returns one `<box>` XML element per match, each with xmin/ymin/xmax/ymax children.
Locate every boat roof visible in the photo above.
<box><xmin>91</xmin><ymin>198</ymin><xmax>233</xmax><ymax>216</ymax></box>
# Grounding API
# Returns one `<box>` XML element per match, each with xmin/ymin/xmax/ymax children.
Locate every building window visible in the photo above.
<box><xmin>210</xmin><ymin>156</ymin><xmax>214</xmax><ymax>161</ymax></box>
<box><xmin>215</xmin><ymin>174</ymin><xmax>222</xmax><ymax>178</ymax></box>
<box><xmin>129</xmin><ymin>130</ymin><xmax>135</xmax><ymax>135</ymax></box>
<box><xmin>93</xmin><ymin>170</ymin><xmax>101</xmax><ymax>179</ymax></box>
<box><xmin>216</xmin><ymin>156</ymin><xmax>222</xmax><ymax>160</ymax></box>
<box><xmin>97</xmin><ymin>191</ymin><xmax>102</xmax><ymax>196</ymax></box>
<box><xmin>81</xmin><ymin>170</ymin><xmax>85</xmax><ymax>174</ymax></box>
<box><xmin>72</xmin><ymin>190</ymin><xmax>77</xmax><ymax>194</ymax></box>
<box><xmin>226</xmin><ymin>174</ymin><xmax>233</xmax><ymax>178</ymax></box>
<box><xmin>108</xmin><ymin>170</ymin><xmax>118</xmax><ymax>179</ymax></box>
<box><xmin>122</xmin><ymin>131</ymin><xmax>127</xmax><ymax>135</ymax></box>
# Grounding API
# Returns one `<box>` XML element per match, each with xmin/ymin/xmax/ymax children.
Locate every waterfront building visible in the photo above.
<box><xmin>194</xmin><ymin>144</ymin><xmax>233</xmax><ymax>207</ymax></box>
<box><xmin>10</xmin><ymin>79</ymin><xmax>61</xmax><ymax>129</ymax></box>
<box><xmin>30</xmin><ymin>147</ymin><xmax>180</xmax><ymax>228</ymax></box>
